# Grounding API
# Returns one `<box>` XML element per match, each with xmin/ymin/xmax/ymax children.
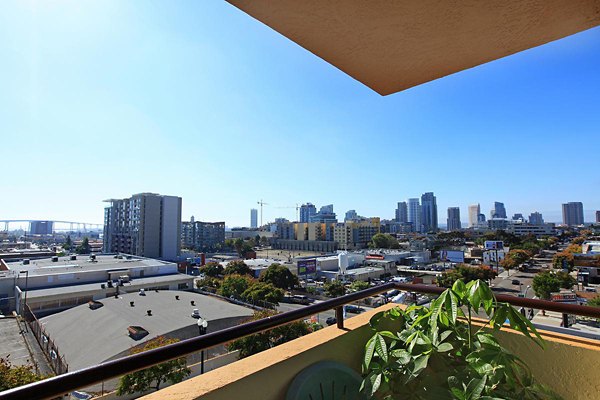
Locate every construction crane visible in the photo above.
<box><xmin>257</xmin><ymin>199</ymin><xmax>269</xmax><ymax>227</ymax></box>
<box><xmin>274</xmin><ymin>204</ymin><xmax>300</xmax><ymax>222</ymax></box>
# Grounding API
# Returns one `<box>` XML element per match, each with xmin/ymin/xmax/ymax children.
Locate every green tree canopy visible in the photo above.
<box><xmin>117</xmin><ymin>336</ymin><xmax>190</xmax><ymax>395</ymax></box>
<box><xmin>532</xmin><ymin>271</ymin><xmax>574</xmax><ymax>300</ymax></box>
<box><xmin>218</xmin><ymin>274</ymin><xmax>254</xmax><ymax>299</ymax></box>
<box><xmin>224</xmin><ymin>260</ymin><xmax>253</xmax><ymax>276</ymax></box>
<box><xmin>350</xmin><ymin>280</ymin><xmax>370</xmax><ymax>292</ymax></box>
<box><xmin>500</xmin><ymin>249</ymin><xmax>531</xmax><ymax>272</ymax></box>
<box><xmin>199</xmin><ymin>262</ymin><xmax>224</xmax><ymax>277</ymax></box>
<box><xmin>0</xmin><ymin>357</ymin><xmax>43</xmax><ymax>391</ymax></box>
<box><xmin>369</xmin><ymin>233</ymin><xmax>400</xmax><ymax>249</ymax></box>
<box><xmin>63</xmin><ymin>235</ymin><xmax>72</xmax><ymax>251</ymax></box>
<box><xmin>227</xmin><ymin>310</ymin><xmax>312</xmax><ymax>358</ymax></box>
<box><xmin>75</xmin><ymin>237</ymin><xmax>91</xmax><ymax>254</ymax></box>
<box><xmin>259</xmin><ymin>263</ymin><xmax>299</xmax><ymax>289</ymax></box>
<box><xmin>324</xmin><ymin>280</ymin><xmax>346</xmax><ymax>297</ymax></box>
<box><xmin>437</xmin><ymin>264</ymin><xmax>497</xmax><ymax>288</ymax></box>
<box><xmin>242</xmin><ymin>282</ymin><xmax>284</xmax><ymax>305</ymax></box>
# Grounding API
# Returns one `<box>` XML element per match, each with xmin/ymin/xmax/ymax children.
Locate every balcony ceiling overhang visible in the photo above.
<box><xmin>226</xmin><ymin>0</ymin><xmax>600</xmax><ymax>95</ymax></box>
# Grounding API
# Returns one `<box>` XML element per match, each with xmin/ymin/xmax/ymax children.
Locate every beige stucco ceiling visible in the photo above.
<box><xmin>226</xmin><ymin>0</ymin><xmax>600</xmax><ymax>95</ymax></box>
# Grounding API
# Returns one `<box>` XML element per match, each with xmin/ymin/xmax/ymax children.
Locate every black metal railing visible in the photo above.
<box><xmin>2</xmin><ymin>282</ymin><xmax>600</xmax><ymax>400</ymax></box>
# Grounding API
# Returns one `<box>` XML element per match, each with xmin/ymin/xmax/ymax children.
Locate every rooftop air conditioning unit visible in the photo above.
<box><xmin>22</xmin><ymin>259</ymin><xmax>30</xmax><ymax>265</ymax></box>
<box><xmin>192</xmin><ymin>309</ymin><xmax>200</xmax><ymax>318</ymax></box>
<box><xmin>139</xmin><ymin>289</ymin><xmax>146</xmax><ymax>296</ymax></box>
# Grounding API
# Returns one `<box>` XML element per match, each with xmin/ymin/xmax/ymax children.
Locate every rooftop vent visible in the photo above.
<box><xmin>191</xmin><ymin>309</ymin><xmax>200</xmax><ymax>318</ymax></box>
<box><xmin>147</xmin><ymin>310</ymin><xmax>152</xmax><ymax>316</ymax></box>
<box><xmin>90</xmin><ymin>254</ymin><xmax>96</xmax><ymax>261</ymax></box>
<box><xmin>100</xmin><ymin>283</ymin><xmax>106</xmax><ymax>289</ymax></box>
<box><xmin>70</xmin><ymin>255</ymin><xmax>77</xmax><ymax>261</ymax></box>
<box><xmin>130</xmin><ymin>301</ymin><xmax>135</xmax><ymax>307</ymax></box>
<box><xmin>128</xmin><ymin>326</ymin><xmax>149</xmax><ymax>341</ymax></box>
<box><xmin>22</xmin><ymin>259</ymin><xmax>30</xmax><ymax>265</ymax></box>
<box><xmin>88</xmin><ymin>300</ymin><xmax>104</xmax><ymax>310</ymax></box>
<box><xmin>51</xmin><ymin>256</ymin><xmax>59</xmax><ymax>262</ymax></box>
<box><xmin>114</xmin><ymin>294</ymin><xmax>119</xmax><ymax>299</ymax></box>
<box><xmin>155</xmin><ymin>289</ymin><xmax>159</xmax><ymax>293</ymax></box>
<box><xmin>139</xmin><ymin>289</ymin><xmax>146</xmax><ymax>296</ymax></box>
<box><xmin>190</xmin><ymin>300</ymin><xmax>195</xmax><ymax>306</ymax></box>
<box><xmin>175</xmin><ymin>295</ymin><xmax>180</xmax><ymax>300</ymax></box>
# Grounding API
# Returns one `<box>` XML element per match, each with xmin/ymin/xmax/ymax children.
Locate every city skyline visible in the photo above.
<box><xmin>1</xmin><ymin>2</ymin><xmax>599</xmax><ymax>227</ymax></box>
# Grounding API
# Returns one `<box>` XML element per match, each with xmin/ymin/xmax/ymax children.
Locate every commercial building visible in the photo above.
<box><xmin>181</xmin><ymin>218</ymin><xmax>225</xmax><ymax>251</ymax></box>
<box><xmin>333</xmin><ymin>218</ymin><xmax>380</xmax><ymax>250</ymax></box>
<box><xmin>507</xmin><ymin>223</ymin><xmax>554</xmax><ymax>237</ymax></box>
<box><xmin>309</xmin><ymin>205</ymin><xmax>337</xmax><ymax>223</ymax></box>
<box><xmin>29</xmin><ymin>221</ymin><xmax>54</xmax><ymax>235</ymax></box>
<box><xmin>529</xmin><ymin>212</ymin><xmax>544</xmax><ymax>225</ymax></box>
<box><xmin>1</xmin><ymin>254</ymin><xmax>193</xmax><ymax>316</ymax></box>
<box><xmin>596</xmin><ymin>211</ymin><xmax>600</xmax><ymax>223</ymax></box>
<box><xmin>344</xmin><ymin>210</ymin><xmax>358</xmax><ymax>222</ymax></box>
<box><xmin>250</xmin><ymin>209</ymin><xmax>258</xmax><ymax>228</ymax></box>
<box><xmin>446</xmin><ymin>207</ymin><xmax>461</xmax><ymax>231</ymax></box>
<box><xmin>490</xmin><ymin>202</ymin><xmax>507</xmax><ymax>219</ymax></box>
<box><xmin>299</xmin><ymin>203</ymin><xmax>316</xmax><ymax>223</ymax></box>
<box><xmin>407</xmin><ymin>198</ymin><xmax>421</xmax><ymax>233</ymax></box>
<box><xmin>562</xmin><ymin>202</ymin><xmax>584</xmax><ymax>226</ymax></box>
<box><xmin>395</xmin><ymin>202</ymin><xmax>407</xmax><ymax>223</ymax></box>
<box><xmin>420</xmin><ymin>192</ymin><xmax>438</xmax><ymax>232</ymax></box>
<box><xmin>468</xmin><ymin>204</ymin><xmax>480</xmax><ymax>228</ymax></box>
<box><xmin>103</xmin><ymin>193</ymin><xmax>182</xmax><ymax>260</ymax></box>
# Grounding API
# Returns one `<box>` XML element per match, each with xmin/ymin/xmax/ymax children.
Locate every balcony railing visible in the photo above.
<box><xmin>1</xmin><ymin>282</ymin><xmax>600</xmax><ymax>400</ymax></box>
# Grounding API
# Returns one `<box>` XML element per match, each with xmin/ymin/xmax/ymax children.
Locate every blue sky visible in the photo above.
<box><xmin>1</xmin><ymin>1</ymin><xmax>599</xmax><ymax>227</ymax></box>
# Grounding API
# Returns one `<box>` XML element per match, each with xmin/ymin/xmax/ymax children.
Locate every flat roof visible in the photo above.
<box><xmin>24</xmin><ymin>274</ymin><xmax>193</xmax><ymax>299</ymax></box>
<box><xmin>40</xmin><ymin>290</ymin><xmax>254</xmax><ymax>370</ymax></box>
<box><xmin>6</xmin><ymin>255</ymin><xmax>172</xmax><ymax>276</ymax></box>
<box><xmin>227</xmin><ymin>0</ymin><xmax>600</xmax><ymax>95</ymax></box>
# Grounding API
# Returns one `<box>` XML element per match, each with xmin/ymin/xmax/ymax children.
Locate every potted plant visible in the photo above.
<box><xmin>361</xmin><ymin>279</ymin><xmax>562</xmax><ymax>399</ymax></box>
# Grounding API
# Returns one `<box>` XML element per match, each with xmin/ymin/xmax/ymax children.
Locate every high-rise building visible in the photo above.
<box><xmin>420</xmin><ymin>192</ymin><xmax>438</xmax><ymax>232</ymax></box>
<box><xmin>181</xmin><ymin>218</ymin><xmax>225</xmax><ymax>251</ymax></box>
<box><xmin>490</xmin><ymin>202</ymin><xmax>507</xmax><ymax>219</ymax></box>
<box><xmin>447</xmin><ymin>207</ymin><xmax>461</xmax><ymax>231</ymax></box>
<box><xmin>345</xmin><ymin>210</ymin><xmax>358</xmax><ymax>222</ymax></box>
<box><xmin>596</xmin><ymin>211</ymin><xmax>600</xmax><ymax>223</ymax></box>
<box><xmin>562</xmin><ymin>202</ymin><xmax>584</xmax><ymax>226</ymax></box>
<box><xmin>103</xmin><ymin>193</ymin><xmax>182</xmax><ymax>260</ymax></box>
<box><xmin>407</xmin><ymin>198</ymin><xmax>422</xmax><ymax>233</ymax></box>
<box><xmin>250</xmin><ymin>209</ymin><xmax>258</xmax><ymax>228</ymax></box>
<box><xmin>395</xmin><ymin>202</ymin><xmax>408</xmax><ymax>223</ymax></box>
<box><xmin>30</xmin><ymin>221</ymin><xmax>54</xmax><ymax>235</ymax></box>
<box><xmin>512</xmin><ymin>213</ymin><xmax>524</xmax><ymax>221</ymax></box>
<box><xmin>299</xmin><ymin>203</ymin><xmax>317</xmax><ymax>223</ymax></box>
<box><xmin>468</xmin><ymin>204</ymin><xmax>480</xmax><ymax>227</ymax></box>
<box><xmin>529</xmin><ymin>212</ymin><xmax>544</xmax><ymax>225</ymax></box>
<box><xmin>310</xmin><ymin>205</ymin><xmax>337</xmax><ymax>223</ymax></box>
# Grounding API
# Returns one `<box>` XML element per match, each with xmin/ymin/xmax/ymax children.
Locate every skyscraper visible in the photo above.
<box><xmin>529</xmin><ymin>212</ymin><xmax>544</xmax><ymax>225</ymax></box>
<box><xmin>407</xmin><ymin>198</ymin><xmax>421</xmax><ymax>232</ymax></box>
<box><xmin>596</xmin><ymin>211</ymin><xmax>600</xmax><ymax>223</ymax></box>
<box><xmin>468</xmin><ymin>204</ymin><xmax>480</xmax><ymax>227</ymax></box>
<box><xmin>395</xmin><ymin>202</ymin><xmax>408</xmax><ymax>223</ymax></box>
<box><xmin>562</xmin><ymin>202</ymin><xmax>584</xmax><ymax>226</ymax></box>
<box><xmin>420</xmin><ymin>192</ymin><xmax>438</xmax><ymax>232</ymax></box>
<box><xmin>299</xmin><ymin>203</ymin><xmax>317</xmax><ymax>223</ymax></box>
<box><xmin>345</xmin><ymin>210</ymin><xmax>358</xmax><ymax>222</ymax></box>
<box><xmin>447</xmin><ymin>207</ymin><xmax>461</xmax><ymax>231</ymax></box>
<box><xmin>103</xmin><ymin>193</ymin><xmax>182</xmax><ymax>260</ymax></box>
<box><xmin>310</xmin><ymin>204</ymin><xmax>337</xmax><ymax>223</ymax></box>
<box><xmin>490</xmin><ymin>202</ymin><xmax>507</xmax><ymax>219</ymax></box>
<box><xmin>250</xmin><ymin>208</ymin><xmax>258</xmax><ymax>228</ymax></box>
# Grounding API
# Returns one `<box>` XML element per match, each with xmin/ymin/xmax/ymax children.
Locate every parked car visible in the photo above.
<box><xmin>511</xmin><ymin>279</ymin><xmax>521</xmax><ymax>285</ymax></box>
<box><xmin>345</xmin><ymin>305</ymin><xmax>364</xmax><ymax>314</ymax></box>
<box><xmin>325</xmin><ymin>317</ymin><xmax>337</xmax><ymax>326</ymax></box>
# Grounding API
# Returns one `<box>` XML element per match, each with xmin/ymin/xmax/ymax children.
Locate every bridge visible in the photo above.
<box><xmin>0</xmin><ymin>220</ymin><xmax>103</xmax><ymax>233</ymax></box>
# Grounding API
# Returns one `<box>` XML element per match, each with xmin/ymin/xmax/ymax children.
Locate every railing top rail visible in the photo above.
<box><xmin>2</xmin><ymin>282</ymin><xmax>600</xmax><ymax>400</ymax></box>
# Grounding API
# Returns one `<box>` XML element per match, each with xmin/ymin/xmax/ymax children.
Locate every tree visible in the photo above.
<box><xmin>242</xmin><ymin>282</ymin><xmax>284</xmax><ymax>305</ymax></box>
<box><xmin>588</xmin><ymin>296</ymin><xmax>600</xmax><ymax>308</ymax></box>
<box><xmin>117</xmin><ymin>336</ymin><xmax>190</xmax><ymax>395</ymax></box>
<box><xmin>369</xmin><ymin>233</ymin><xmax>399</xmax><ymax>249</ymax></box>
<box><xmin>75</xmin><ymin>237</ymin><xmax>91</xmax><ymax>254</ymax></box>
<box><xmin>259</xmin><ymin>263</ymin><xmax>299</xmax><ymax>289</ymax></box>
<box><xmin>224</xmin><ymin>260</ymin><xmax>253</xmax><ymax>276</ymax></box>
<box><xmin>500</xmin><ymin>249</ymin><xmax>531</xmax><ymax>274</ymax></box>
<box><xmin>63</xmin><ymin>235</ymin><xmax>72</xmax><ymax>251</ymax></box>
<box><xmin>218</xmin><ymin>274</ymin><xmax>254</xmax><ymax>299</ymax></box>
<box><xmin>532</xmin><ymin>271</ymin><xmax>562</xmax><ymax>300</ymax></box>
<box><xmin>350</xmin><ymin>280</ymin><xmax>370</xmax><ymax>292</ymax></box>
<box><xmin>260</xmin><ymin>236</ymin><xmax>269</xmax><ymax>246</ymax></box>
<box><xmin>199</xmin><ymin>262</ymin><xmax>224</xmax><ymax>277</ymax></box>
<box><xmin>437</xmin><ymin>264</ymin><xmax>497</xmax><ymax>288</ymax></box>
<box><xmin>552</xmin><ymin>244</ymin><xmax>582</xmax><ymax>271</ymax></box>
<box><xmin>324</xmin><ymin>280</ymin><xmax>346</xmax><ymax>297</ymax></box>
<box><xmin>555</xmin><ymin>270</ymin><xmax>576</xmax><ymax>289</ymax></box>
<box><xmin>0</xmin><ymin>357</ymin><xmax>43</xmax><ymax>391</ymax></box>
<box><xmin>227</xmin><ymin>310</ymin><xmax>312</xmax><ymax>358</ymax></box>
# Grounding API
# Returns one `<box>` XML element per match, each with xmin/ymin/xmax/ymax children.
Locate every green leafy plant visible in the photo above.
<box><xmin>361</xmin><ymin>279</ymin><xmax>562</xmax><ymax>399</ymax></box>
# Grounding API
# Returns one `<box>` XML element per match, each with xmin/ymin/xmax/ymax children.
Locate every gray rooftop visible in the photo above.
<box><xmin>6</xmin><ymin>254</ymin><xmax>171</xmax><ymax>276</ymax></box>
<box><xmin>40</xmin><ymin>291</ymin><xmax>254</xmax><ymax>370</ymax></box>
